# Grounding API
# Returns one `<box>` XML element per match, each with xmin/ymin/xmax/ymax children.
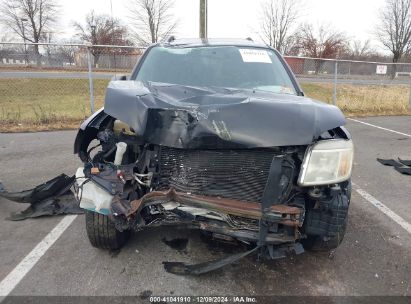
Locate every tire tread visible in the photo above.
<box><xmin>85</xmin><ymin>211</ymin><xmax>129</xmax><ymax>250</ymax></box>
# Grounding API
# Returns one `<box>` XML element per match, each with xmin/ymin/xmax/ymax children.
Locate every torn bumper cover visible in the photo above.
<box><xmin>0</xmin><ymin>174</ymin><xmax>83</xmax><ymax>220</ymax></box>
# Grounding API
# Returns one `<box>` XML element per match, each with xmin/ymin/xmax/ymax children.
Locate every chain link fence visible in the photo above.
<box><xmin>0</xmin><ymin>42</ymin><xmax>410</xmax><ymax>130</ymax></box>
<box><xmin>0</xmin><ymin>42</ymin><xmax>143</xmax><ymax>129</ymax></box>
<box><xmin>284</xmin><ymin>56</ymin><xmax>411</xmax><ymax>116</ymax></box>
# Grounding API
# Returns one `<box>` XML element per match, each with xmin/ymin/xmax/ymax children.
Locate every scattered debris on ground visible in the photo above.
<box><xmin>163</xmin><ymin>246</ymin><xmax>260</xmax><ymax>275</ymax></box>
<box><xmin>377</xmin><ymin>158</ymin><xmax>411</xmax><ymax>175</ymax></box>
<box><xmin>0</xmin><ymin>174</ymin><xmax>83</xmax><ymax>220</ymax></box>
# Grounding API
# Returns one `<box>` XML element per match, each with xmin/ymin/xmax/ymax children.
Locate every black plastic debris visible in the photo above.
<box><xmin>163</xmin><ymin>246</ymin><xmax>259</xmax><ymax>275</ymax></box>
<box><xmin>377</xmin><ymin>158</ymin><xmax>411</xmax><ymax>176</ymax></box>
<box><xmin>395</xmin><ymin>166</ymin><xmax>411</xmax><ymax>176</ymax></box>
<box><xmin>399</xmin><ymin>158</ymin><xmax>411</xmax><ymax>167</ymax></box>
<box><xmin>377</xmin><ymin>158</ymin><xmax>403</xmax><ymax>167</ymax></box>
<box><xmin>0</xmin><ymin>174</ymin><xmax>83</xmax><ymax>221</ymax></box>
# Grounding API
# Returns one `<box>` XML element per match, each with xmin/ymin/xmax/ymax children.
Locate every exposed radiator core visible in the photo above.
<box><xmin>157</xmin><ymin>147</ymin><xmax>279</xmax><ymax>203</ymax></box>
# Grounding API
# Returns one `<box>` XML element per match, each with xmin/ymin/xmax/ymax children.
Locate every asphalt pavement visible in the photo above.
<box><xmin>0</xmin><ymin>116</ymin><xmax>410</xmax><ymax>299</ymax></box>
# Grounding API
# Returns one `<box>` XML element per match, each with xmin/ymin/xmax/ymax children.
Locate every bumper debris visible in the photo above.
<box><xmin>163</xmin><ymin>246</ymin><xmax>260</xmax><ymax>275</ymax></box>
<box><xmin>0</xmin><ymin>174</ymin><xmax>83</xmax><ymax>221</ymax></box>
<box><xmin>377</xmin><ymin>158</ymin><xmax>411</xmax><ymax>176</ymax></box>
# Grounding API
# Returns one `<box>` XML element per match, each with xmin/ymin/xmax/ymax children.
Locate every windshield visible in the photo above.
<box><xmin>134</xmin><ymin>46</ymin><xmax>297</xmax><ymax>95</ymax></box>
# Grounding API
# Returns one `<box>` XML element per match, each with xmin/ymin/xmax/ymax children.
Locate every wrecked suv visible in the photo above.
<box><xmin>74</xmin><ymin>38</ymin><xmax>353</xmax><ymax>272</ymax></box>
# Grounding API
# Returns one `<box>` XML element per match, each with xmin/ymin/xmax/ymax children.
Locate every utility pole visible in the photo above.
<box><xmin>90</xmin><ymin>24</ymin><xmax>96</xmax><ymax>68</ymax></box>
<box><xmin>21</xmin><ymin>18</ymin><xmax>28</xmax><ymax>65</ymax></box>
<box><xmin>199</xmin><ymin>0</ymin><xmax>208</xmax><ymax>39</ymax></box>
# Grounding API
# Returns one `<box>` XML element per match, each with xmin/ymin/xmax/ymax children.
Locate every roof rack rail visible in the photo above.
<box><xmin>167</xmin><ymin>36</ymin><xmax>176</xmax><ymax>43</ymax></box>
<box><xmin>246</xmin><ymin>37</ymin><xmax>254</xmax><ymax>42</ymax></box>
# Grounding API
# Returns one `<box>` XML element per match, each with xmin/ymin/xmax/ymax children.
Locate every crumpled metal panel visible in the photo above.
<box><xmin>103</xmin><ymin>81</ymin><xmax>346</xmax><ymax>149</ymax></box>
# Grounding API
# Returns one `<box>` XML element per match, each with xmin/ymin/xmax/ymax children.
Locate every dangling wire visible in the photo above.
<box><xmin>73</xmin><ymin>177</ymin><xmax>91</xmax><ymax>203</ymax></box>
<box><xmin>86</xmin><ymin>143</ymin><xmax>101</xmax><ymax>162</ymax></box>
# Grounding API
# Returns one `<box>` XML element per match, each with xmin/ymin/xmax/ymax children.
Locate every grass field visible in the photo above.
<box><xmin>0</xmin><ymin>78</ymin><xmax>108</xmax><ymax>131</ymax></box>
<box><xmin>301</xmin><ymin>83</ymin><xmax>411</xmax><ymax>116</ymax></box>
<box><xmin>0</xmin><ymin>78</ymin><xmax>410</xmax><ymax>132</ymax></box>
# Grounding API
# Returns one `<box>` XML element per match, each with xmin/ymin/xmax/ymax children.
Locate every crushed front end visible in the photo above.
<box><xmin>74</xmin><ymin>105</ymin><xmax>353</xmax><ymax>262</ymax></box>
<box><xmin>77</xmin><ymin>126</ymin><xmax>305</xmax><ymax>244</ymax></box>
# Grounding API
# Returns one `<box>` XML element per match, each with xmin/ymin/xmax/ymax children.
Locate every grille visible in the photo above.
<box><xmin>157</xmin><ymin>147</ymin><xmax>279</xmax><ymax>203</ymax></box>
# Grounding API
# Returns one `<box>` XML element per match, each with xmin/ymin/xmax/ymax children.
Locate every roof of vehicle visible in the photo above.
<box><xmin>157</xmin><ymin>38</ymin><xmax>269</xmax><ymax>49</ymax></box>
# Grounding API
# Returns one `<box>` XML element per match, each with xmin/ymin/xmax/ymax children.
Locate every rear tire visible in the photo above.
<box><xmin>85</xmin><ymin>211</ymin><xmax>130</xmax><ymax>250</ymax></box>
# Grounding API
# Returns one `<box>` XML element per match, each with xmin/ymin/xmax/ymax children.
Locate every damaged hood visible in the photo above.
<box><xmin>104</xmin><ymin>81</ymin><xmax>346</xmax><ymax>149</ymax></box>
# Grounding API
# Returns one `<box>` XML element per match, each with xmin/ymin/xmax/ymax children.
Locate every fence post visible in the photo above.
<box><xmin>333</xmin><ymin>60</ymin><xmax>338</xmax><ymax>106</ymax></box>
<box><xmin>405</xmin><ymin>64</ymin><xmax>411</xmax><ymax>109</ymax></box>
<box><xmin>86</xmin><ymin>46</ymin><xmax>95</xmax><ymax>114</ymax></box>
<box><xmin>409</xmin><ymin>80</ymin><xmax>411</xmax><ymax>109</ymax></box>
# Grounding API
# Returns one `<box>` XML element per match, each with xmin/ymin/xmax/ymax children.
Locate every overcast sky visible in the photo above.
<box><xmin>55</xmin><ymin>0</ymin><xmax>386</xmax><ymax>50</ymax></box>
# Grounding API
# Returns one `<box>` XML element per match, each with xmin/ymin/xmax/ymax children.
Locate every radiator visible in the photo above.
<box><xmin>157</xmin><ymin>147</ymin><xmax>279</xmax><ymax>203</ymax></box>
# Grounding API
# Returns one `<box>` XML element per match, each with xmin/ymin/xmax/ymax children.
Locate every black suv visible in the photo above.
<box><xmin>74</xmin><ymin>38</ymin><xmax>353</xmax><ymax>273</ymax></box>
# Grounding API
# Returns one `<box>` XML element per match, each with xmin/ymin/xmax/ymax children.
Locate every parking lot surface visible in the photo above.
<box><xmin>0</xmin><ymin>116</ymin><xmax>410</xmax><ymax>298</ymax></box>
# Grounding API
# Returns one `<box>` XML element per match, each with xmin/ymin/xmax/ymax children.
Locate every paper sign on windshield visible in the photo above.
<box><xmin>239</xmin><ymin>49</ymin><xmax>272</xmax><ymax>63</ymax></box>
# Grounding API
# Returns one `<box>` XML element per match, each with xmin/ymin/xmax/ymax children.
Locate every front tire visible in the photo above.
<box><xmin>85</xmin><ymin>211</ymin><xmax>130</xmax><ymax>250</ymax></box>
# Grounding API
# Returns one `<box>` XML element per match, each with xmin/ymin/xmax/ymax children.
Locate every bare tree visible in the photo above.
<box><xmin>128</xmin><ymin>0</ymin><xmax>178</xmax><ymax>46</ymax></box>
<box><xmin>0</xmin><ymin>0</ymin><xmax>59</xmax><ymax>59</ymax></box>
<box><xmin>260</xmin><ymin>0</ymin><xmax>301</xmax><ymax>54</ymax></box>
<box><xmin>296</xmin><ymin>23</ymin><xmax>348</xmax><ymax>58</ymax></box>
<box><xmin>295</xmin><ymin>23</ymin><xmax>348</xmax><ymax>74</ymax></box>
<box><xmin>0</xmin><ymin>32</ymin><xmax>15</xmax><ymax>61</ymax></box>
<box><xmin>57</xmin><ymin>41</ymin><xmax>77</xmax><ymax>66</ymax></box>
<box><xmin>282</xmin><ymin>35</ymin><xmax>300</xmax><ymax>55</ymax></box>
<box><xmin>377</xmin><ymin>0</ymin><xmax>411</xmax><ymax>64</ymax></box>
<box><xmin>74</xmin><ymin>11</ymin><xmax>133</xmax><ymax>67</ymax></box>
<box><xmin>348</xmin><ymin>40</ymin><xmax>374</xmax><ymax>60</ymax></box>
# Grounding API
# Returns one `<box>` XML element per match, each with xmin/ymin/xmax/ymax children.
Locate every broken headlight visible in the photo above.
<box><xmin>298</xmin><ymin>139</ymin><xmax>354</xmax><ymax>186</ymax></box>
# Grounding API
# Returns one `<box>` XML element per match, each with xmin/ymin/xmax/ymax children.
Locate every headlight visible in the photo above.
<box><xmin>298</xmin><ymin>139</ymin><xmax>354</xmax><ymax>186</ymax></box>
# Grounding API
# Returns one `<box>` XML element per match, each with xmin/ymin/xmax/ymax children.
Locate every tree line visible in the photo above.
<box><xmin>260</xmin><ymin>0</ymin><xmax>411</xmax><ymax>63</ymax></box>
<box><xmin>0</xmin><ymin>0</ymin><xmax>411</xmax><ymax>64</ymax></box>
<box><xmin>0</xmin><ymin>0</ymin><xmax>177</xmax><ymax>66</ymax></box>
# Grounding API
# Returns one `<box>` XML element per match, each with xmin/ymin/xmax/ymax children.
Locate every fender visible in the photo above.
<box><xmin>73</xmin><ymin>108</ymin><xmax>113</xmax><ymax>162</ymax></box>
<box><xmin>339</xmin><ymin>126</ymin><xmax>352</xmax><ymax>139</ymax></box>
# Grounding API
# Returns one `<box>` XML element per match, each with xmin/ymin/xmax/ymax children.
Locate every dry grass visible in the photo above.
<box><xmin>0</xmin><ymin>79</ymin><xmax>410</xmax><ymax>132</ymax></box>
<box><xmin>301</xmin><ymin>83</ymin><xmax>411</xmax><ymax>117</ymax></box>
<box><xmin>0</xmin><ymin>78</ymin><xmax>109</xmax><ymax>132</ymax></box>
<box><xmin>0</xmin><ymin>66</ymin><xmax>130</xmax><ymax>73</ymax></box>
